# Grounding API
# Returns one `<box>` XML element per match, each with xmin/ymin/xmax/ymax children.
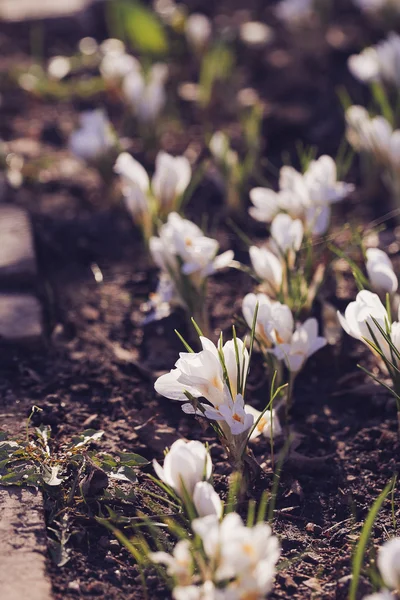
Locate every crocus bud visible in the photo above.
<box><xmin>366</xmin><ymin>248</ymin><xmax>398</xmax><ymax>294</ymax></box>
<box><xmin>153</xmin><ymin>439</ymin><xmax>212</xmax><ymax>497</ymax></box>
<box><xmin>378</xmin><ymin>537</ymin><xmax>400</xmax><ymax>590</ymax></box>
<box><xmin>185</xmin><ymin>13</ymin><xmax>212</xmax><ymax>53</ymax></box>
<box><xmin>193</xmin><ymin>481</ymin><xmax>223</xmax><ymax>518</ymax></box>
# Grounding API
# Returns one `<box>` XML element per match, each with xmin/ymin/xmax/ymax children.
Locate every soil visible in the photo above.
<box><xmin>0</xmin><ymin>1</ymin><xmax>399</xmax><ymax>599</ymax></box>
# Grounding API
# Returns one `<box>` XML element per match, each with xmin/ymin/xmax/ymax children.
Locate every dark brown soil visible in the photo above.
<box><xmin>1</xmin><ymin>2</ymin><xmax>399</xmax><ymax>599</ymax></box>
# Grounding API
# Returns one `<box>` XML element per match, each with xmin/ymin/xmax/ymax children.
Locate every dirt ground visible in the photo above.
<box><xmin>0</xmin><ymin>1</ymin><xmax>399</xmax><ymax>599</ymax></box>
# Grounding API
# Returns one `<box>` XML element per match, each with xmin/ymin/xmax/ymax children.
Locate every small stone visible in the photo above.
<box><xmin>0</xmin><ymin>293</ymin><xmax>43</xmax><ymax>345</ymax></box>
<box><xmin>0</xmin><ymin>205</ymin><xmax>37</xmax><ymax>285</ymax></box>
<box><xmin>68</xmin><ymin>581</ymin><xmax>80</xmax><ymax>592</ymax></box>
<box><xmin>80</xmin><ymin>305</ymin><xmax>100</xmax><ymax>321</ymax></box>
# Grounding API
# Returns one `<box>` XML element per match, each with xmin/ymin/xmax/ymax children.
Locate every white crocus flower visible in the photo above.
<box><xmin>100</xmin><ymin>39</ymin><xmax>139</xmax><ymax>84</ymax></box>
<box><xmin>69</xmin><ymin>110</ymin><xmax>115</xmax><ymax>161</ymax></box>
<box><xmin>366</xmin><ymin>248</ymin><xmax>398</xmax><ymax>294</ymax></box>
<box><xmin>337</xmin><ymin>290</ymin><xmax>390</xmax><ymax>345</ymax></box>
<box><xmin>150</xmin><ymin>213</ymin><xmax>233</xmax><ymax>285</ymax></box>
<box><xmin>192</xmin><ymin>512</ymin><xmax>280</xmax><ymax>591</ymax></box>
<box><xmin>249</xmin><ymin>156</ymin><xmax>352</xmax><ymax>236</ymax></box>
<box><xmin>123</xmin><ymin>62</ymin><xmax>168</xmax><ymax>122</ymax></box>
<box><xmin>378</xmin><ymin>538</ymin><xmax>400</xmax><ymax>590</ymax></box>
<box><xmin>348</xmin><ymin>33</ymin><xmax>400</xmax><ymax>88</ymax></box>
<box><xmin>363</xmin><ymin>592</ymin><xmax>395</xmax><ymax>600</ymax></box>
<box><xmin>149</xmin><ymin>539</ymin><xmax>193</xmax><ymax>586</ymax></box>
<box><xmin>155</xmin><ymin>335</ymin><xmax>254</xmax><ymax>457</ymax></box>
<box><xmin>209</xmin><ymin>131</ymin><xmax>239</xmax><ymax>169</ymax></box>
<box><xmin>271</xmin><ymin>213</ymin><xmax>304</xmax><ymax>254</ymax></box>
<box><xmin>193</xmin><ymin>481</ymin><xmax>223</xmax><ymax>518</ymax></box>
<box><xmin>249</xmin><ymin>187</ymin><xmax>281</xmax><ymax>223</ymax></box>
<box><xmin>185</xmin><ymin>13</ymin><xmax>212</xmax><ymax>53</ymax></box>
<box><xmin>153</xmin><ymin>439</ymin><xmax>212</xmax><ymax>497</ymax></box>
<box><xmin>272</xmin><ymin>318</ymin><xmax>327</xmax><ymax>373</ymax></box>
<box><xmin>275</xmin><ymin>0</ymin><xmax>314</xmax><ymax>25</ymax></box>
<box><xmin>173</xmin><ymin>581</ymin><xmax>223</xmax><ymax>600</ymax></box>
<box><xmin>114</xmin><ymin>152</ymin><xmax>150</xmax><ymax>219</ymax></box>
<box><xmin>249</xmin><ymin>246</ymin><xmax>283</xmax><ymax>294</ymax></box>
<box><xmin>242</xmin><ymin>293</ymin><xmax>293</xmax><ymax>347</ymax></box>
<box><xmin>47</xmin><ymin>56</ymin><xmax>71</xmax><ymax>80</ymax></box>
<box><xmin>245</xmin><ymin>404</ymin><xmax>283</xmax><ymax>440</ymax></box>
<box><xmin>151</xmin><ymin>151</ymin><xmax>191</xmax><ymax>212</ymax></box>
<box><xmin>304</xmin><ymin>155</ymin><xmax>355</xmax><ymax>206</ymax></box>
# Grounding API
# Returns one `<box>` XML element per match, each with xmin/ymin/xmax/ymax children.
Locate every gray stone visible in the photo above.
<box><xmin>0</xmin><ymin>0</ymin><xmax>90</xmax><ymax>20</ymax></box>
<box><xmin>0</xmin><ymin>486</ymin><xmax>52</xmax><ymax>600</ymax></box>
<box><xmin>0</xmin><ymin>293</ymin><xmax>43</xmax><ymax>344</ymax></box>
<box><xmin>0</xmin><ymin>205</ymin><xmax>37</xmax><ymax>285</ymax></box>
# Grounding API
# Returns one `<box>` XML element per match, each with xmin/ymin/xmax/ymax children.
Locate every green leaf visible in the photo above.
<box><xmin>117</xmin><ymin>0</ymin><xmax>168</xmax><ymax>55</ymax></box>
<box><xmin>349</xmin><ymin>479</ymin><xmax>394</xmax><ymax>600</ymax></box>
<box><xmin>117</xmin><ymin>452</ymin><xmax>150</xmax><ymax>467</ymax></box>
<box><xmin>110</xmin><ymin>466</ymin><xmax>138</xmax><ymax>484</ymax></box>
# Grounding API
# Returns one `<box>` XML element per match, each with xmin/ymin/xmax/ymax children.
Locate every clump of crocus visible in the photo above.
<box><xmin>242</xmin><ymin>292</ymin><xmax>326</xmax><ymax>414</ymax></box>
<box><xmin>123</xmin><ymin>62</ymin><xmax>168</xmax><ymax>124</ymax></box>
<box><xmin>346</xmin><ymin>106</ymin><xmax>400</xmax><ymax>203</ymax></box>
<box><xmin>114</xmin><ymin>152</ymin><xmax>191</xmax><ymax>241</ymax></box>
<box><xmin>348</xmin><ymin>33</ymin><xmax>400</xmax><ymax>89</ymax></box>
<box><xmin>150</xmin><ymin>510</ymin><xmax>280</xmax><ymax>600</ymax></box>
<box><xmin>338</xmin><ymin>290</ymin><xmax>400</xmax><ymax>429</ymax></box>
<box><xmin>148</xmin><ymin>212</ymin><xmax>233</xmax><ymax>332</ymax></box>
<box><xmin>155</xmin><ymin>329</ymin><xmax>255</xmax><ymax>470</ymax></box>
<box><xmin>249</xmin><ymin>155</ymin><xmax>354</xmax><ymax>237</ymax></box>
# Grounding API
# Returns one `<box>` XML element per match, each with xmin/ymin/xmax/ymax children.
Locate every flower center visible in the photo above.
<box><xmin>232</xmin><ymin>413</ymin><xmax>243</xmax><ymax>423</ymax></box>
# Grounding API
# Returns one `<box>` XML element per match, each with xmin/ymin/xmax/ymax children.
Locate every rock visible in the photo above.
<box><xmin>0</xmin><ymin>487</ymin><xmax>52</xmax><ymax>600</ymax></box>
<box><xmin>0</xmin><ymin>205</ymin><xmax>37</xmax><ymax>286</ymax></box>
<box><xmin>0</xmin><ymin>0</ymin><xmax>90</xmax><ymax>20</ymax></box>
<box><xmin>0</xmin><ymin>293</ymin><xmax>43</xmax><ymax>345</ymax></box>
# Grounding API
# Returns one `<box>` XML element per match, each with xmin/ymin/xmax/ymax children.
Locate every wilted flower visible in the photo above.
<box><xmin>123</xmin><ymin>62</ymin><xmax>168</xmax><ymax>122</ymax></box>
<box><xmin>185</xmin><ymin>13</ymin><xmax>212</xmax><ymax>53</ymax></box>
<box><xmin>245</xmin><ymin>404</ymin><xmax>283</xmax><ymax>440</ymax></box>
<box><xmin>193</xmin><ymin>481</ymin><xmax>223</xmax><ymax>518</ymax></box>
<box><xmin>69</xmin><ymin>110</ymin><xmax>115</xmax><ymax>162</ymax></box>
<box><xmin>366</xmin><ymin>248</ymin><xmax>398</xmax><ymax>294</ymax></box>
<box><xmin>272</xmin><ymin>318</ymin><xmax>327</xmax><ymax>373</ymax></box>
<box><xmin>150</xmin><ymin>540</ymin><xmax>193</xmax><ymax>586</ymax></box>
<box><xmin>153</xmin><ymin>439</ymin><xmax>212</xmax><ymax>497</ymax></box>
